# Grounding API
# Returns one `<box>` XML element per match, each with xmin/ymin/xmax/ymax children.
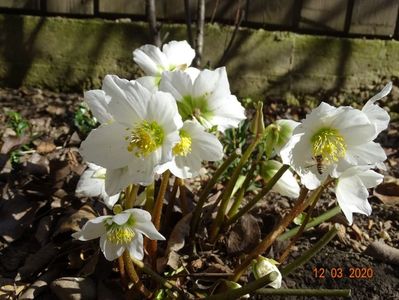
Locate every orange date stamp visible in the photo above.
<box><xmin>312</xmin><ymin>267</ymin><xmax>374</xmax><ymax>279</ymax></box>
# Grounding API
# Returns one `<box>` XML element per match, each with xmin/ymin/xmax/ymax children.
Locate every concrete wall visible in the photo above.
<box><xmin>0</xmin><ymin>14</ymin><xmax>398</xmax><ymax>99</ymax></box>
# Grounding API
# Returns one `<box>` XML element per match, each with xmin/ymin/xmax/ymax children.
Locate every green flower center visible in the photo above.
<box><xmin>173</xmin><ymin>130</ymin><xmax>192</xmax><ymax>156</ymax></box>
<box><xmin>104</xmin><ymin>217</ymin><xmax>136</xmax><ymax>244</ymax></box>
<box><xmin>178</xmin><ymin>95</ymin><xmax>213</xmax><ymax>123</ymax></box>
<box><xmin>126</xmin><ymin>121</ymin><xmax>164</xmax><ymax>157</ymax></box>
<box><xmin>310</xmin><ymin>128</ymin><xmax>347</xmax><ymax>164</ymax></box>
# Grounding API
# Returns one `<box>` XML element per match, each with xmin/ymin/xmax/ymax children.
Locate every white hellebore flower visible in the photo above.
<box><xmin>335</xmin><ymin>166</ymin><xmax>383</xmax><ymax>225</ymax></box>
<box><xmin>157</xmin><ymin>120</ymin><xmax>224</xmax><ymax>178</ymax></box>
<box><xmin>260</xmin><ymin>160</ymin><xmax>300</xmax><ymax>198</ymax></box>
<box><xmin>160</xmin><ymin>67</ymin><xmax>246</xmax><ymax>132</ymax></box>
<box><xmin>280</xmin><ymin>98</ymin><xmax>388</xmax><ymax>190</ymax></box>
<box><xmin>80</xmin><ymin>75</ymin><xmax>183</xmax><ymax>195</ymax></box>
<box><xmin>133</xmin><ymin>40</ymin><xmax>199</xmax><ymax>91</ymax></box>
<box><xmin>133</xmin><ymin>40</ymin><xmax>195</xmax><ymax>76</ymax></box>
<box><xmin>76</xmin><ymin>163</ymin><xmax>120</xmax><ymax>209</ymax></box>
<box><xmin>72</xmin><ymin>208</ymin><xmax>165</xmax><ymax>261</ymax></box>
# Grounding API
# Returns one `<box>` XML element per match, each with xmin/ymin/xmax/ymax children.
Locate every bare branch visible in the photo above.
<box><xmin>146</xmin><ymin>0</ymin><xmax>161</xmax><ymax>47</ymax></box>
<box><xmin>184</xmin><ymin>0</ymin><xmax>194</xmax><ymax>48</ymax></box>
<box><xmin>195</xmin><ymin>0</ymin><xmax>205</xmax><ymax>67</ymax></box>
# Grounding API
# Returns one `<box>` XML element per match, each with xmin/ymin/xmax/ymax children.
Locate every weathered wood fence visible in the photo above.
<box><xmin>1</xmin><ymin>0</ymin><xmax>399</xmax><ymax>38</ymax></box>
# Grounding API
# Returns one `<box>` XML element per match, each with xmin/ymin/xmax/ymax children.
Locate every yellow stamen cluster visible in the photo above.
<box><xmin>173</xmin><ymin>130</ymin><xmax>192</xmax><ymax>156</ymax></box>
<box><xmin>125</xmin><ymin>121</ymin><xmax>164</xmax><ymax>157</ymax></box>
<box><xmin>311</xmin><ymin>127</ymin><xmax>347</xmax><ymax>164</ymax></box>
<box><xmin>106</xmin><ymin>225</ymin><xmax>135</xmax><ymax>244</ymax></box>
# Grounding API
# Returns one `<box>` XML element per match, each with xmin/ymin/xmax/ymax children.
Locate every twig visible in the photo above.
<box><xmin>146</xmin><ymin>0</ymin><xmax>161</xmax><ymax>47</ymax></box>
<box><xmin>210</xmin><ymin>0</ymin><xmax>220</xmax><ymax>23</ymax></box>
<box><xmin>195</xmin><ymin>0</ymin><xmax>205</xmax><ymax>66</ymax></box>
<box><xmin>216</xmin><ymin>4</ymin><xmax>244</xmax><ymax>67</ymax></box>
<box><xmin>184</xmin><ymin>0</ymin><xmax>194</xmax><ymax>48</ymax></box>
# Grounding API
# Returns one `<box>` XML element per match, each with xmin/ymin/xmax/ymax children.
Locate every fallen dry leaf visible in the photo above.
<box><xmin>53</xmin><ymin>204</ymin><xmax>97</xmax><ymax>237</ymax></box>
<box><xmin>227</xmin><ymin>214</ymin><xmax>260</xmax><ymax>255</ymax></box>
<box><xmin>36</xmin><ymin>140</ymin><xmax>57</xmax><ymax>154</ymax></box>
<box><xmin>373</xmin><ymin>176</ymin><xmax>399</xmax><ymax>205</ymax></box>
<box><xmin>1</xmin><ymin>135</ymin><xmax>30</xmax><ymax>154</ymax></box>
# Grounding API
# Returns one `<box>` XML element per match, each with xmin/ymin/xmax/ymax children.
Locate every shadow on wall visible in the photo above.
<box><xmin>1</xmin><ymin>15</ymin><xmax>46</xmax><ymax>87</ymax></box>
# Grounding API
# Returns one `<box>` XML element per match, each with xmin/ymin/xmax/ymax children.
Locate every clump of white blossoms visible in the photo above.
<box><xmin>160</xmin><ymin>67</ymin><xmax>246</xmax><ymax>132</ymax></box>
<box><xmin>80</xmin><ymin>75</ymin><xmax>183</xmax><ymax>195</ymax></box>
<box><xmin>281</xmin><ymin>83</ymin><xmax>391</xmax><ymax>223</ymax></box>
<box><xmin>72</xmin><ymin>208</ymin><xmax>164</xmax><ymax>261</ymax></box>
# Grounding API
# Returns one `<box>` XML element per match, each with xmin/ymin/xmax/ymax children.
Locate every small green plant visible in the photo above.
<box><xmin>73</xmin><ymin>104</ymin><xmax>97</xmax><ymax>134</ymax></box>
<box><xmin>6</xmin><ymin>111</ymin><xmax>30</xmax><ymax>136</ymax></box>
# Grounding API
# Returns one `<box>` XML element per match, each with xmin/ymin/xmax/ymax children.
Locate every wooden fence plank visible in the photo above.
<box><xmin>164</xmin><ymin>0</ymin><xmax>195</xmax><ymax>20</ymax></box>
<box><xmin>0</xmin><ymin>0</ymin><xmax>40</xmax><ymax>9</ymax></box>
<box><xmin>205</xmin><ymin>0</ymin><xmax>246</xmax><ymax>22</ymax></box>
<box><xmin>98</xmin><ymin>0</ymin><xmax>144</xmax><ymax>15</ymax></box>
<box><xmin>46</xmin><ymin>0</ymin><xmax>94</xmax><ymax>15</ymax></box>
<box><xmin>350</xmin><ymin>0</ymin><xmax>399</xmax><ymax>36</ymax></box>
<box><xmin>299</xmin><ymin>0</ymin><xmax>347</xmax><ymax>32</ymax></box>
<box><xmin>247</xmin><ymin>0</ymin><xmax>296</xmax><ymax>26</ymax></box>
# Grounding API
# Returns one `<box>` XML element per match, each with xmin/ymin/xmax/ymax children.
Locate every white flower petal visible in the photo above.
<box><xmin>362</xmin><ymin>83</ymin><xmax>391</xmax><ymax>137</ymax></box>
<box><xmin>193</xmin><ymin>67</ymin><xmax>227</xmax><ymax>99</ymax></box>
<box><xmin>112</xmin><ymin>212</ymin><xmax>130</xmax><ymax>225</ymax></box>
<box><xmin>162</xmin><ymin>40</ymin><xmax>195</xmax><ymax>68</ymax></box>
<box><xmin>72</xmin><ymin>216</ymin><xmax>108</xmax><ymax>241</ymax></box>
<box><xmin>76</xmin><ymin>168</ymin><xmax>104</xmax><ymax>198</ymax></box>
<box><xmin>133</xmin><ymin>44</ymin><xmax>167</xmax><ymax>75</ymax></box>
<box><xmin>79</xmin><ymin>122</ymin><xmax>131</xmax><ymax>170</ymax></box>
<box><xmin>333</xmin><ymin>108</ymin><xmax>376</xmax><ymax>145</ymax></box>
<box><xmin>335</xmin><ymin>171</ymin><xmax>372</xmax><ymax>225</ymax></box>
<box><xmin>272</xmin><ymin>169</ymin><xmax>300</xmax><ymax>198</ymax></box>
<box><xmin>100</xmin><ymin>234</ymin><xmax>125</xmax><ymax>261</ymax></box>
<box><xmin>84</xmin><ymin>90</ymin><xmax>113</xmax><ymax>124</ymax></box>
<box><xmin>128</xmin><ymin>233</ymin><xmax>144</xmax><ymax>260</ymax></box>
<box><xmin>159</xmin><ymin>71</ymin><xmax>192</xmax><ymax>101</ymax></box>
<box><xmin>185</xmin><ymin>67</ymin><xmax>201</xmax><ymax>81</ymax></box>
<box><xmin>136</xmin><ymin>76</ymin><xmax>159</xmax><ymax>93</ymax></box>
<box><xmin>127</xmin><ymin>209</ymin><xmax>165</xmax><ymax>240</ymax></box>
<box><xmin>103</xmin><ymin>193</ymin><xmax>120</xmax><ymax>209</ymax></box>
<box><xmin>106</xmin><ymin>78</ymin><xmax>150</xmax><ymax>126</ymax></box>
<box><xmin>127</xmin><ymin>151</ymin><xmax>159</xmax><ymax>186</ymax></box>
<box><xmin>342</xmin><ymin>141</ymin><xmax>386</xmax><ymax>168</ymax></box>
<box><xmin>105</xmin><ymin>167</ymin><xmax>133</xmax><ymax>196</ymax></box>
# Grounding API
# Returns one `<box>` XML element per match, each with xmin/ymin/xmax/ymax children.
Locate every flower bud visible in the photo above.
<box><xmin>260</xmin><ymin>160</ymin><xmax>300</xmax><ymax>198</ymax></box>
<box><xmin>252</xmin><ymin>256</ymin><xmax>282</xmax><ymax>289</ymax></box>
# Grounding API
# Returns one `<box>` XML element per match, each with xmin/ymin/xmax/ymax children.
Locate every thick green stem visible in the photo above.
<box><xmin>277</xmin><ymin>205</ymin><xmax>341</xmax><ymax>241</ymax></box>
<box><xmin>225</xmin><ymin>164</ymin><xmax>290</xmax><ymax>227</ymax></box>
<box><xmin>205</xmin><ymin>271</ymin><xmax>278</xmax><ymax>300</ymax></box>
<box><xmin>209</xmin><ymin>139</ymin><xmax>260</xmax><ymax>242</ymax></box>
<box><xmin>281</xmin><ymin>225</ymin><xmax>338</xmax><ymax>276</ymax></box>
<box><xmin>255</xmin><ymin>288</ymin><xmax>351</xmax><ymax>297</ymax></box>
<box><xmin>189</xmin><ymin>152</ymin><xmax>239</xmax><ymax>239</ymax></box>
